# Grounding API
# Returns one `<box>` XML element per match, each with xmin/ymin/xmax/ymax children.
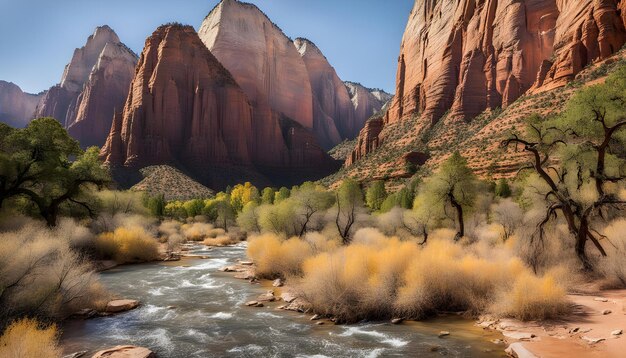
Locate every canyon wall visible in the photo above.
<box><xmin>350</xmin><ymin>0</ymin><xmax>626</xmax><ymax>169</ymax></box>
<box><xmin>35</xmin><ymin>25</ymin><xmax>137</xmax><ymax>147</ymax></box>
<box><xmin>0</xmin><ymin>81</ymin><xmax>42</xmax><ymax>128</ymax></box>
<box><xmin>102</xmin><ymin>24</ymin><xmax>339</xmax><ymax>190</ymax></box>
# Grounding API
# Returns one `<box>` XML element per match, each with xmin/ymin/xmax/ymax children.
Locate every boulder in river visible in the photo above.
<box><xmin>91</xmin><ymin>345</ymin><xmax>155</xmax><ymax>358</ymax></box>
<box><xmin>105</xmin><ymin>299</ymin><xmax>140</xmax><ymax>313</ymax></box>
<box><xmin>272</xmin><ymin>278</ymin><xmax>284</xmax><ymax>287</ymax></box>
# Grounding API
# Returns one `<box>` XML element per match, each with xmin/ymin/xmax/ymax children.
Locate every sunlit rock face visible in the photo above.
<box><xmin>345</xmin><ymin>82</ymin><xmax>392</xmax><ymax>132</ymax></box>
<box><xmin>35</xmin><ymin>25</ymin><xmax>137</xmax><ymax>147</ymax></box>
<box><xmin>199</xmin><ymin>0</ymin><xmax>390</xmax><ymax>149</ymax></box>
<box><xmin>102</xmin><ymin>24</ymin><xmax>340</xmax><ymax>190</ymax></box>
<box><xmin>0</xmin><ymin>81</ymin><xmax>43</xmax><ymax>128</ymax></box>
<box><xmin>386</xmin><ymin>0</ymin><xmax>626</xmax><ymax>125</ymax></box>
<box><xmin>199</xmin><ymin>0</ymin><xmax>314</xmax><ymax>130</ymax></box>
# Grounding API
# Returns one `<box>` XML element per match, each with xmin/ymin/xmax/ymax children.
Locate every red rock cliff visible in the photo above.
<box><xmin>387</xmin><ymin>0</ymin><xmax>626</xmax><ymax>126</ymax></box>
<box><xmin>102</xmin><ymin>24</ymin><xmax>339</xmax><ymax>190</ymax></box>
<box><xmin>35</xmin><ymin>26</ymin><xmax>137</xmax><ymax>147</ymax></box>
<box><xmin>349</xmin><ymin>0</ymin><xmax>626</xmax><ymax>169</ymax></box>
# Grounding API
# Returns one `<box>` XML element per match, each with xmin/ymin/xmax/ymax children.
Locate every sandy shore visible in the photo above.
<box><xmin>480</xmin><ymin>290</ymin><xmax>626</xmax><ymax>358</ymax></box>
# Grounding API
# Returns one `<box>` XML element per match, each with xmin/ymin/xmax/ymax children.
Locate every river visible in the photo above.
<box><xmin>61</xmin><ymin>244</ymin><xmax>505</xmax><ymax>357</ymax></box>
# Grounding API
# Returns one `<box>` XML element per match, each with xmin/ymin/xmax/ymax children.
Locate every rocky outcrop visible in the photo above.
<box><xmin>346</xmin><ymin>117</ymin><xmax>384</xmax><ymax>166</ymax></box>
<box><xmin>294</xmin><ymin>38</ymin><xmax>354</xmax><ymax>148</ymax></box>
<box><xmin>35</xmin><ymin>25</ymin><xmax>137</xmax><ymax>147</ymax></box>
<box><xmin>0</xmin><ymin>81</ymin><xmax>43</xmax><ymax>127</ymax></box>
<box><xmin>386</xmin><ymin>0</ymin><xmax>626</xmax><ymax>126</ymax></box>
<box><xmin>345</xmin><ymin>82</ymin><xmax>392</xmax><ymax>128</ymax></box>
<box><xmin>102</xmin><ymin>24</ymin><xmax>339</xmax><ymax>190</ymax></box>
<box><xmin>199</xmin><ymin>0</ymin><xmax>314</xmax><ymax>129</ymax></box>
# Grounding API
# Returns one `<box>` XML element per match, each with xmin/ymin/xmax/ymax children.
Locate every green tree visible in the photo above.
<box><xmin>365</xmin><ymin>180</ymin><xmax>387</xmax><ymax>211</ymax></box>
<box><xmin>503</xmin><ymin>67</ymin><xmax>626</xmax><ymax>270</ymax></box>
<box><xmin>291</xmin><ymin>182</ymin><xmax>334</xmax><ymax>236</ymax></box>
<box><xmin>147</xmin><ymin>194</ymin><xmax>166</xmax><ymax>218</ymax></box>
<box><xmin>335</xmin><ymin>178</ymin><xmax>364</xmax><ymax>244</ymax></box>
<box><xmin>184</xmin><ymin>199</ymin><xmax>204</xmax><ymax>217</ymax></box>
<box><xmin>261</xmin><ymin>187</ymin><xmax>275</xmax><ymax>205</ymax></box>
<box><xmin>495</xmin><ymin>178</ymin><xmax>512</xmax><ymax>198</ymax></box>
<box><xmin>419</xmin><ymin>152</ymin><xmax>476</xmax><ymax>241</ymax></box>
<box><xmin>0</xmin><ymin>118</ymin><xmax>110</xmax><ymax>226</ymax></box>
<box><xmin>274</xmin><ymin>187</ymin><xmax>290</xmax><ymax>203</ymax></box>
<box><xmin>237</xmin><ymin>201</ymin><xmax>262</xmax><ymax>232</ymax></box>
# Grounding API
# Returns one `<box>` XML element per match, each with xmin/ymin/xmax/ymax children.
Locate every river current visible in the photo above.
<box><xmin>61</xmin><ymin>244</ymin><xmax>504</xmax><ymax>357</ymax></box>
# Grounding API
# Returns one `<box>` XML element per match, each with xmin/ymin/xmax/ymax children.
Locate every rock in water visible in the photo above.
<box><xmin>105</xmin><ymin>299</ymin><xmax>140</xmax><ymax>313</ymax></box>
<box><xmin>91</xmin><ymin>345</ymin><xmax>155</xmax><ymax>358</ymax></box>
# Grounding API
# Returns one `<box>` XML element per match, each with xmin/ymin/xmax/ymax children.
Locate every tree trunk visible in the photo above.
<box><xmin>449</xmin><ymin>193</ymin><xmax>464</xmax><ymax>241</ymax></box>
<box><xmin>575</xmin><ymin>219</ymin><xmax>593</xmax><ymax>271</ymax></box>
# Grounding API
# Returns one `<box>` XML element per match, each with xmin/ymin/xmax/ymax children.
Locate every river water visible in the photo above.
<box><xmin>61</xmin><ymin>244</ymin><xmax>504</xmax><ymax>357</ymax></box>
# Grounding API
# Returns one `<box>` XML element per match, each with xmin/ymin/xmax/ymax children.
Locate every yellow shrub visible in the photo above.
<box><xmin>0</xmin><ymin>319</ymin><xmax>62</xmax><ymax>358</ymax></box>
<box><xmin>203</xmin><ymin>235</ymin><xmax>238</xmax><ymax>247</ymax></box>
<box><xmin>96</xmin><ymin>227</ymin><xmax>159</xmax><ymax>263</ymax></box>
<box><xmin>493</xmin><ymin>272</ymin><xmax>569</xmax><ymax>320</ymax></box>
<box><xmin>247</xmin><ymin>234</ymin><xmax>314</xmax><ymax>278</ymax></box>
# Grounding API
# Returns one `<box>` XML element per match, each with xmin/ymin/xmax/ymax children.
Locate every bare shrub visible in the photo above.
<box><xmin>492</xmin><ymin>199</ymin><xmax>523</xmax><ymax>241</ymax></box>
<box><xmin>203</xmin><ymin>235</ymin><xmax>238</xmax><ymax>247</ymax></box>
<box><xmin>250</xmin><ymin>229</ymin><xmax>571</xmax><ymax>323</ymax></box>
<box><xmin>600</xmin><ymin>219</ymin><xmax>626</xmax><ymax>287</ymax></box>
<box><xmin>0</xmin><ymin>227</ymin><xmax>106</xmax><ymax>323</ymax></box>
<box><xmin>95</xmin><ymin>227</ymin><xmax>159</xmax><ymax>263</ymax></box>
<box><xmin>247</xmin><ymin>234</ymin><xmax>314</xmax><ymax>278</ymax></box>
<box><xmin>181</xmin><ymin>222</ymin><xmax>218</xmax><ymax>241</ymax></box>
<box><xmin>0</xmin><ymin>318</ymin><xmax>62</xmax><ymax>358</ymax></box>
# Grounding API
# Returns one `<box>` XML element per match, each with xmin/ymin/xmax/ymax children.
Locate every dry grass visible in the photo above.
<box><xmin>95</xmin><ymin>227</ymin><xmax>160</xmax><ymax>263</ymax></box>
<box><xmin>203</xmin><ymin>235</ymin><xmax>239</xmax><ymax>247</ymax></box>
<box><xmin>249</xmin><ymin>228</ymin><xmax>570</xmax><ymax>323</ymax></box>
<box><xmin>0</xmin><ymin>319</ymin><xmax>62</xmax><ymax>358</ymax></box>
<box><xmin>181</xmin><ymin>223</ymin><xmax>224</xmax><ymax>241</ymax></box>
<box><xmin>600</xmin><ymin>219</ymin><xmax>626</xmax><ymax>287</ymax></box>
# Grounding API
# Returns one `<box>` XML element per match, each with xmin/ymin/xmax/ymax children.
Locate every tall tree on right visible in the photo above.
<box><xmin>503</xmin><ymin>67</ymin><xmax>626</xmax><ymax>271</ymax></box>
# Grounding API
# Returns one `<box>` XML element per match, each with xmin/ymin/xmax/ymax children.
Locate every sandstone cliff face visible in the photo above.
<box><xmin>102</xmin><ymin>25</ymin><xmax>339</xmax><ymax>190</ymax></box>
<box><xmin>200</xmin><ymin>0</ymin><xmax>385</xmax><ymax>149</ymax></box>
<box><xmin>345</xmin><ymin>82</ymin><xmax>392</xmax><ymax>129</ymax></box>
<box><xmin>35</xmin><ymin>25</ymin><xmax>137</xmax><ymax>147</ymax></box>
<box><xmin>348</xmin><ymin>0</ymin><xmax>626</xmax><ymax>172</ymax></box>
<box><xmin>199</xmin><ymin>0</ymin><xmax>314</xmax><ymax>129</ymax></box>
<box><xmin>386</xmin><ymin>0</ymin><xmax>626</xmax><ymax>126</ymax></box>
<box><xmin>295</xmin><ymin>38</ymin><xmax>353</xmax><ymax>148</ymax></box>
<box><xmin>0</xmin><ymin>81</ymin><xmax>43</xmax><ymax>128</ymax></box>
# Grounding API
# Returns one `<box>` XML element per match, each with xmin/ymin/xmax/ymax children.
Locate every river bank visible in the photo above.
<box><xmin>61</xmin><ymin>244</ymin><xmax>505</xmax><ymax>357</ymax></box>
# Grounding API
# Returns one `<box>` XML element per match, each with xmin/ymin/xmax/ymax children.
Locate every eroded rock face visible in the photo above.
<box><xmin>345</xmin><ymin>82</ymin><xmax>392</xmax><ymax>130</ymax></box>
<box><xmin>102</xmin><ymin>25</ymin><xmax>339</xmax><ymax>190</ymax></box>
<box><xmin>0</xmin><ymin>81</ymin><xmax>43</xmax><ymax>128</ymax></box>
<box><xmin>351</xmin><ymin>0</ymin><xmax>626</xmax><ymax>168</ymax></box>
<box><xmin>35</xmin><ymin>25</ymin><xmax>137</xmax><ymax>147</ymax></box>
<box><xmin>199</xmin><ymin>0</ymin><xmax>314</xmax><ymax>129</ymax></box>
<box><xmin>386</xmin><ymin>0</ymin><xmax>626</xmax><ymax>125</ymax></box>
<box><xmin>346</xmin><ymin>117</ymin><xmax>384</xmax><ymax>166</ymax></box>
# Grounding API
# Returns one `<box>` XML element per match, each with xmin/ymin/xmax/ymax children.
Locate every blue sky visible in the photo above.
<box><xmin>0</xmin><ymin>0</ymin><xmax>413</xmax><ymax>94</ymax></box>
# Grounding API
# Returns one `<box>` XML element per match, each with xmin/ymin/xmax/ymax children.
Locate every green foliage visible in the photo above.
<box><xmin>274</xmin><ymin>187</ymin><xmax>290</xmax><ymax>203</ymax></box>
<box><xmin>230</xmin><ymin>182</ymin><xmax>261</xmax><ymax>212</ymax></box>
<box><xmin>0</xmin><ymin>118</ymin><xmax>110</xmax><ymax>225</ymax></box>
<box><xmin>146</xmin><ymin>194</ymin><xmax>165</xmax><ymax>217</ymax></box>
<box><xmin>365</xmin><ymin>181</ymin><xmax>387</xmax><ymax>211</ymax></box>
<box><xmin>183</xmin><ymin>199</ymin><xmax>204</xmax><ymax>217</ymax></box>
<box><xmin>495</xmin><ymin>178</ymin><xmax>512</xmax><ymax>198</ymax></box>
<box><xmin>261</xmin><ymin>187</ymin><xmax>275</xmax><ymax>205</ymax></box>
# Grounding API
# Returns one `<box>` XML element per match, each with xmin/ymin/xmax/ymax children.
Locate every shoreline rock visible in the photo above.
<box><xmin>91</xmin><ymin>345</ymin><xmax>155</xmax><ymax>358</ymax></box>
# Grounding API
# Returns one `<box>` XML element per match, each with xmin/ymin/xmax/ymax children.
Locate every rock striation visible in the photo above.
<box><xmin>349</xmin><ymin>0</ymin><xmax>626</xmax><ymax>169</ymax></box>
<box><xmin>101</xmin><ymin>24</ymin><xmax>339</xmax><ymax>190</ymax></box>
<box><xmin>199</xmin><ymin>0</ymin><xmax>389</xmax><ymax>149</ymax></box>
<box><xmin>0</xmin><ymin>81</ymin><xmax>43</xmax><ymax>128</ymax></box>
<box><xmin>35</xmin><ymin>25</ymin><xmax>137</xmax><ymax>147</ymax></box>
